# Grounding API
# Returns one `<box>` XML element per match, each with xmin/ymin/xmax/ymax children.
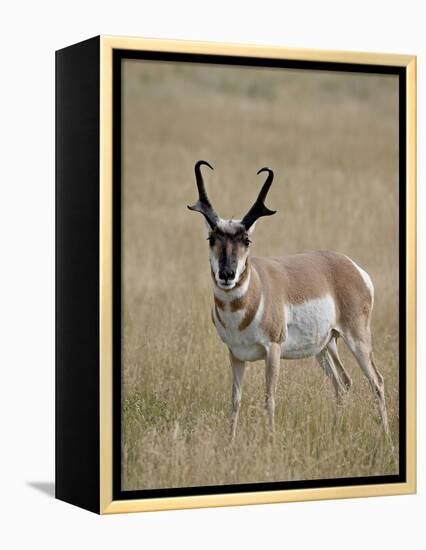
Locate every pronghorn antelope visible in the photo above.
<box><xmin>188</xmin><ymin>160</ymin><xmax>391</xmax><ymax>443</ymax></box>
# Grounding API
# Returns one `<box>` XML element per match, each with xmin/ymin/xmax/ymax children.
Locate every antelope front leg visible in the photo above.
<box><xmin>229</xmin><ymin>349</ymin><xmax>246</xmax><ymax>442</ymax></box>
<box><xmin>265</xmin><ymin>343</ymin><xmax>281</xmax><ymax>440</ymax></box>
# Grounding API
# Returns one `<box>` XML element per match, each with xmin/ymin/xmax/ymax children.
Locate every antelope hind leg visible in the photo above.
<box><xmin>316</xmin><ymin>346</ymin><xmax>350</xmax><ymax>405</ymax></box>
<box><xmin>342</xmin><ymin>331</ymin><xmax>393</xmax><ymax>447</ymax></box>
<box><xmin>327</xmin><ymin>336</ymin><xmax>352</xmax><ymax>393</ymax></box>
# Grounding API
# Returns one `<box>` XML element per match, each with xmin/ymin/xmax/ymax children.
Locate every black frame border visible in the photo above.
<box><xmin>112</xmin><ymin>49</ymin><xmax>407</xmax><ymax>502</ymax></box>
<box><xmin>55</xmin><ymin>36</ymin><xmax>101</xmax><ymax>513</ymax></box>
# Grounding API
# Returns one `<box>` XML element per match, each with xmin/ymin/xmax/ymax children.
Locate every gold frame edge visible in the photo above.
<box><xmin>405</xmin><ymin>57</ymin><xmax>417</xmax><ymax>494</ymax></box>
<box><xmin>99</xmin><ymin>37</ymin><xmax>114</xmax><ymax>513</ymax></box>
<box><xmin>100</xmin><ymin>35</ymin><xmax>414</xmax><ymax>66</ymax></box>
<box><xmin>99</xmin><ymin>36</ymin><xmax>417</xmax><ymax>515</ymax></box>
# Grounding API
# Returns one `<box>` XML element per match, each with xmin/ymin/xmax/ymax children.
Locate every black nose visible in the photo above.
<box><xmin>219</xmin><ymin>269</ymin><xmax>235</xmax><ymax>282</ymax></box>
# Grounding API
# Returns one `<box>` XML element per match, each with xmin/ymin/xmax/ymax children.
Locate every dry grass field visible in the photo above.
<box><xmin>121</xmin><ymin>59</ymin><xmax>399</xmax><ymax>490</ymax></box>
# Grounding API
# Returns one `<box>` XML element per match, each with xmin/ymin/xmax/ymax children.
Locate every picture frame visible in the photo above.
<box><xmin>56</xmin><ymin>35</ymin><xmax>416</xmax><ymax>514</ymax></box>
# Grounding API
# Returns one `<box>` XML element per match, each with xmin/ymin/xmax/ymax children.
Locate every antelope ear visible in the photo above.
<box><xmin>247</xmin><ymin>221</ymin><xmax>257</xmax><ymax>235</ymax></box>
<box><xmin>204</xmin><ymin>218</ymin><xmax>212</xmax><ymax>232</ymax></box>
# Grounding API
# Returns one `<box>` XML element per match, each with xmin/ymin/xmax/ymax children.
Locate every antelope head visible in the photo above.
<box><xmin>188</xmin><ymin>160</ymin><xmax>276</xmax><ymax>290</ymax></box>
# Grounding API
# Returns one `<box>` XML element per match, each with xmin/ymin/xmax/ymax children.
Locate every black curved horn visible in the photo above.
<box><xmin>187</xmin><ymin>160</ymin><xmax>219</xmax><ymax>229</ymax></box>
<box><xmin>241</xmin><ymin>167</ymin><xmax>276</xmax><ymax>230</ymax></box>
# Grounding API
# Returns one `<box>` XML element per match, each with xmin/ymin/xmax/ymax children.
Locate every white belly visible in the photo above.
<box><xmin>212</xmin><ymin>294</ymin><xmax>336</xmax><ymax>362</ymax></box>
<box><xmin>281</xmin><ymin>295</ymin><xmax>336</xmax><ymax>359</ymax></box>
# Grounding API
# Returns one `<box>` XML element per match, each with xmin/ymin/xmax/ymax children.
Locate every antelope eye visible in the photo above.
<box><xmin>244</xmin><ymin>237</ymin><xmax>251</xmax><ymax>247</ymax></box>
<box><xmin>208</xmin><ymin>235</ymin><xmax>215</xmax><ymax>247</ymax></box>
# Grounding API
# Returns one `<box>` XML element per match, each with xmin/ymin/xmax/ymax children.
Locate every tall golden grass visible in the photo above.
<box><xmin>121</xmin><ymin>60</ymin><xmax>399</xmax><ymax>490</ymax></box>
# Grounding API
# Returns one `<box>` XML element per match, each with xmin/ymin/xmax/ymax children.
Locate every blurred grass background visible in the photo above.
<box><xmin>121</xmin><ymin>60</ymin><xmax>399</xmax><ymax>490</ymax></box>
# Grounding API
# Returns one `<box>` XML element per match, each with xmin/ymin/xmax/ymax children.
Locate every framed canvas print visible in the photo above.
<box><xmin>55</xmin><ymin>36</ymin><xmax>416</xmax><ymax>514</ymax></box>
